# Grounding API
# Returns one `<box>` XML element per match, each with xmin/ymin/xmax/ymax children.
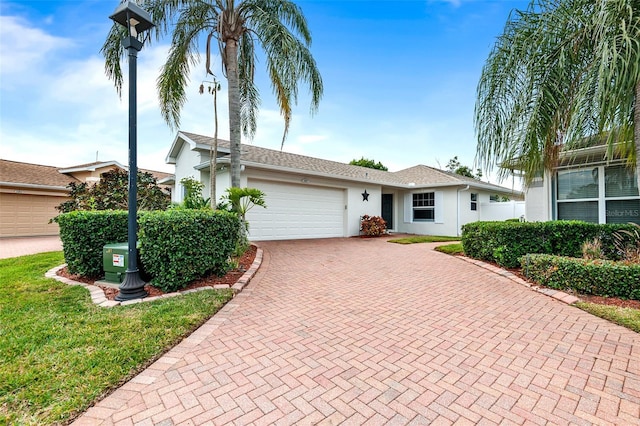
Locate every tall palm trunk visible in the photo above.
<box><xmin>209</xmin><ymin>81</ymin><xmax>219</xmax><ymax>209</ymax></box>
<box><xmin>635</xmin><ymin>79</ymin><xmax>640</xmax><ymax>190</ymax></box>
<box><xmin>225</xmin><ymin>38</ymin><xmax>242</xmax><ymax>188</ymax></box>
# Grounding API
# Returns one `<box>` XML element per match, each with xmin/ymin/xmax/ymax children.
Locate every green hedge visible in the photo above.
<box><xmin>521</xmin><ymin>254</ymin><xmax>640</xmax><ymax>300</ymax></box>
<box><xmin>55</xmin><ymin>211</ymin><xmax>128</xmax><ymax>277</ymax></box>
<box><xmin>138</xmin><ymin>210</ymin><xmax>240</xmax><ymax>292</ymax></box>
<box><xmin>461</xmin><ymin>221</ymin><xmax>635</xmax><ymax>268</ymax></box>
<box><xmin>56</xmin><ymin>210</ymin><xmax>241</xmax><ymax>291</ymax></box>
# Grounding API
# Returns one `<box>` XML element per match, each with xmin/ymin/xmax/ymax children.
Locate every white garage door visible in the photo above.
<box><xmin>246</xmin><ymin>180</ymin><xmax>345</xmax><ymax>240</ymax></box>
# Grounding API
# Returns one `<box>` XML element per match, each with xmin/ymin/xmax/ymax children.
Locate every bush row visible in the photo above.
<box><xmin>461</xmin><ymin>221</ymin><xmax>635</xmax><ymax>268</ymax></box>
<box><xmin>521</xmin><ymin>254</ymin><xmax>640</xmax><ymax>300</ymax></box>
<box><xmin>56</xmin><ymin>210</ymin><xmax>240</xmax><ymax>292</ymax></box>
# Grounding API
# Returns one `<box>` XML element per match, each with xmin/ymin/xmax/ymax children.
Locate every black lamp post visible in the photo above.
<box><xmin>110</xmin><ymin>1</ymin><xmax>154</xmax><ymax>301</ymax></box>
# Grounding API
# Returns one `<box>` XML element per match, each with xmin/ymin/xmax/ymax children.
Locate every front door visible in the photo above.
<box><xmin>381</xmin><ymin>194</ymin><xmax>393</xmax><ymax>230</ymax></box>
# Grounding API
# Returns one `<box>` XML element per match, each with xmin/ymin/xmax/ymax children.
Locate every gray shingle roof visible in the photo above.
<box><xmin>179</xmin><ymin>131</ymin><xmax>520</xmax><ymax>195</ymax></box>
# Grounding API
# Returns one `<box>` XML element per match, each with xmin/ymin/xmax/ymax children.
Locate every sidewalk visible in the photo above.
<box><xmin>0</xmin><ymin>236</ymin><xmax>63</xmax><ymax>259</ymax></box>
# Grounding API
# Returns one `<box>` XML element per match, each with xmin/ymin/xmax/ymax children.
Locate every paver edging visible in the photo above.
<box><xmin>454</xmin><ymin>254</ymin><xmax>580</xmax><ymax>305</ymax></box>
<box><xmin>45</xmin><ymin>247</ymin><xmax>264</xmax><ymax>308</ymax></box>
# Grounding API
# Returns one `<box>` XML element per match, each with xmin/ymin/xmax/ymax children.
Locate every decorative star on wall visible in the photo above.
<box><xmin>362</xmin><ymin>190</ymin><xmax>369</xmax><ymax>201</ymax></box>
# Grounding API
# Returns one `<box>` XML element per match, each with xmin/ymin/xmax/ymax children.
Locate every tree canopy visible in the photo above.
<box><xmin>446</xmin><ymin>156</ymin><xmax>482</xmax><ymax>180</ymax></box>
<box><xmin>349</xmin><ymin>157</ymin><xmax>388</xmax><ymax>171</ymax></box>
<box><xmin>56</xmin><ymin>169</ymin><xmax>170</xmax><ymax>213</ymax></box>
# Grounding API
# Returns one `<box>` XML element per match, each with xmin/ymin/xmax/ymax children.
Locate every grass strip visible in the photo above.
<box><xmin>388</xmin><ymin>235</ymin><xmax>460</xmax><ymax>244</ymax></box>
<box><xmin>0</xmin><ymin>252</ymin><xmax>234</xmax><ymax>425</ymax></box>
<box><xmin>434</xmin><ymin>243</ymin><xmax>464</xmax><ymax>255</ymax></box>
<box><xmin>575</xmin><ymin>302</ymin><xmax>640</xmax><ymax>333</ymax></box>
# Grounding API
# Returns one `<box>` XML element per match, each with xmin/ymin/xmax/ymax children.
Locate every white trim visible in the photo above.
<box><xmin>0</xmin><ymin>182</ymin><xmax>68</xmax><ymax>191</ymax></box>
<box><xmin>58</xmin><ymin>161</ymin><xmax>125</xmax><ymax>174</ymax></box>
<box><xmin>434</xmin><ymin>191</ymin><xmax>444</xmax><ymax>223</ymax></box>
<box><xmin>404</xmin><ymin>193</ymin><xmax>411</xmax><ymax>223</ymax></box>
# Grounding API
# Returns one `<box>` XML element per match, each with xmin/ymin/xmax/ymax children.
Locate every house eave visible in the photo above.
<box><xmin>196</xmin><ymin>159</ymin><xmax>522</xmax><ymax>197</ymax></box>
<box><xmin>58</xmin><ymin>161</ymin><xmax>125</xmax><ymax>174</ymax></box>
<box><xmin>0</xmin><ymin>181</ymin><xmax>69</xmax><ymax>191</ymax></box>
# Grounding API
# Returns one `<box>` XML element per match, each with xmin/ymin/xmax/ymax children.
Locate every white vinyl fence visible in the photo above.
<box><xmin>479</xmin><ymin>201</ymin><xmax>525</xmax><ymax>222</ymax></box>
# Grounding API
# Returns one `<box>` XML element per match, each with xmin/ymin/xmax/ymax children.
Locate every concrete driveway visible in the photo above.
<box><xmin>74</xmin><ymin>237</ymin><xmax>639</xmax><ymax>425</ymax></box>
<box><xmin>0</xmin><ymin>236</ymin><xmax>62</xmax><ymax>259</ymax></box>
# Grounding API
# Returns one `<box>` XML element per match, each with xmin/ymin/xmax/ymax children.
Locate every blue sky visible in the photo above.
<box><xmin>0</xmin><ymin>0</ymin><xmax>529</xmax><ymax>187</ymax></box>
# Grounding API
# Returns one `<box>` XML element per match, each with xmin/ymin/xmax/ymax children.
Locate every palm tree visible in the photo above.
<box><xmin>475</xmin><ymin>0</ymin><xmax>639</xmax><ymax>186</ymax></box>
<box><xmin>102</xmin><ymin>0</ymin><xmax>323</xmax><ymax>188</ymax></box>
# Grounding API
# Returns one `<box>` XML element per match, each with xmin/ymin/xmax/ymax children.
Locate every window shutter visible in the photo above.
<box><xmin>404</xmin><ymin>193</ymin><xmax>412</xmax><ymax>223</ymax></box>
<box><xmin>434</xmin><ymin>191</ymin><xmax>444</xmax><ymax>223</ymax></box>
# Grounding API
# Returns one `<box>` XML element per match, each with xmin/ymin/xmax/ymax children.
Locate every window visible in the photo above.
<box><xmin>605</xmin><ymin>165</ymin><xmax>638</xmax><ymax>198</ymax></box>
<box><xmin>470</xmin><ymin>193</ymin><xmax>478</xmax><ymax>211</ymax></box>
<box><xmin>557</xmin><ymin>168</ymin><xmax>599</xmax><ymax>200</ymax></box>
<box><xmin>413</xmin><ymin>192</ymin><xmax>434</xmax><ymax>221</ymax></box>
<box><xmin>556</xmin><ymin>164</ymin><xmax>640</xmax><ymax>225</ymax></box>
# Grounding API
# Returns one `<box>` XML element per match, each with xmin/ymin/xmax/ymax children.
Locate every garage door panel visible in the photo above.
<box><xmin>246</xmin><ymin>180</ymin><xmax>344</xmax><ymax>240</ymax></box>
<box><xmin>0</xmin><ymin>193</ymin><xmax>61</xmax><ymax>237</ymax></box>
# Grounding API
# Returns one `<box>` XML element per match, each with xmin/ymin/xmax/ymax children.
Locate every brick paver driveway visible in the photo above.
<box><xmin>75</xmin><ymin>237</ymin><xmax>640</xmax><ymax>425</ymax></box>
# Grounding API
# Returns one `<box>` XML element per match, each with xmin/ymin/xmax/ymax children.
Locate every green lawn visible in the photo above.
<box><xmin>434</xmin><ymin>243</ymin><xmax>464</xmax><ymax>255</ymax></box>
<box><xmin>0</xmin><ymin>252</ymin><xmax>234</xmax><ymax>425</ymax></box>
<box><xmin>575</xmin><ymin>302</ymin><xmax>640</xmax><ymax>333</ymax></box>
<box><xmin>387</xmin><ymin>235</ymin><xmax>460</xmax><ymax>244</ymax></box>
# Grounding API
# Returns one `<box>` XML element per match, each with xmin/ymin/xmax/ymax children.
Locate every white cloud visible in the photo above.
<box><xmin>297</xmin><ymin>134</ymin><xmax>328</xmax><ymax>144</ymax></box>
<box><xmin>427</xmin><ymin>0</ymin><xmax>463</xmax><ymax>6</ymax></box>
<box><xmin>0</xmin><ymin>13</ymin><xmax>232</xmax><ymax>173</ymax></box>
<box><xmin>0</xmin><ymin>15</ymin><xmax>72</xmax><ymax>79</ymax></box>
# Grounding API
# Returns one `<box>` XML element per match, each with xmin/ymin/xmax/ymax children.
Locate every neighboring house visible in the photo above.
<box><xmin>166</xmin><ymin>131</ymin><xmax>523</xmax><ymax>240</ymax></box>
<box><xmin>0</xmin><ymin>159</ymin><xmax>172</xmax><ymax>238</ymax></box>
<box><xmin>525</xmin><ymin>142</ymin><xmax>640</xmax><ymax>225</ymax></box>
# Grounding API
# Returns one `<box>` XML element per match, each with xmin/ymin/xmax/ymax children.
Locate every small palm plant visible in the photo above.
<box><xmin>222</xmin><ymin>187</ymin><xmax>266</xmax><ymax>253</ymax></box>
<box><xmin>613</xmin><ymin>223</ymin><xmax>640</xmax><ymax>263</ymax></box>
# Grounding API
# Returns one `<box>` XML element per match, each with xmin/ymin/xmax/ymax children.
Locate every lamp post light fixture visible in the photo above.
<box><xmin>109</xmin><ymin>0</ymin><xmax>154</xmax><ymax>301</ymax></box>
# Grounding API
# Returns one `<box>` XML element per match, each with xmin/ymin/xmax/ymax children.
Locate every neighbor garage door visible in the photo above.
<box><xmin>0</xmin><ymin>193</ymin><xmax>62</xmax><ymax>237</ymax></box>
<box><xmin>246</xmin><ymin>179</ymin><xmax>345</xmax><ymax>240</ymax></box>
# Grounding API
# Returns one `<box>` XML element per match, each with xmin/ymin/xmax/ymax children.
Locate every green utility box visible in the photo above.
<box><xmin>103</xmin><ymin>242</ymin><xmax>129</xmax><ymax>283</ymax></box>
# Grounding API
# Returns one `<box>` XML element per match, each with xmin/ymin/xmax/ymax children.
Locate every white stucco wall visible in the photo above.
<box><xmin>395</xmin><ymin>188</ymin><xmax>523</xmax><ymax>237</ymax></box>
<box><xmin>525</xmin><ymin>175</ymin><xmax>551</xmax><ymax>222</ymax></box>
<box><xmin>346</xmin><ymin>185</ymin><xmax>383</xmax><ymax>236</ymax></box>
<box><xmin>396</xmin><ymin>188</ymin><xmax>460</xmax><ymax>236</ymax></box>
<box><xmin>172</xmin><ymin>142</ymin><xmax>203</xmax><ymax>203</ymax></box>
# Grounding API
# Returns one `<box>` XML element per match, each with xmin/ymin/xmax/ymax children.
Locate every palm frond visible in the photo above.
<box><xmin>475</xmin><ymin>0</ymin><xmax>639</xmax><ymax>184</ymax></box>
<box><xmin>157</xmin><ymin>1</ymin><xmax>217</xmax><ymax>128</ymax></box>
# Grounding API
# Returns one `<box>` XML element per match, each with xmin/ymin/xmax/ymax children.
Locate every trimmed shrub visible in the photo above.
<box><xmin>461</xmin><ymin>221</ymin><xmax>636</xmax><ymax>268</ymax></box>
<box><xmin>55</xmin><ymin>210</ymin><xmax>129</xmax><ymax>277</ymax></box>
<box><xmin>138</xmin><ymin>209</ymin><xmax>240</xmax><ymax>292</ymax></box>
<box><xmin>360</xmin><ymin>215</ymin><xmax>387</xmax><ymax>237</ymax></box>
<box><xmin>521</xmin><ymin>254</ymin><xmax>640</xmax><ymax>300</ymax></box>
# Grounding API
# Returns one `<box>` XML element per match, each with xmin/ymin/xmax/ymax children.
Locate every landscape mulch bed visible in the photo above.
<box><xmin>453</xmin><ymin>254</ymin><xmax>640</xmax><ymax>310</ymax></box>
<box><xmin>58</xmin><ymin>245</ymin><xmax>257</xmax><ymax>301</ymax></box>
